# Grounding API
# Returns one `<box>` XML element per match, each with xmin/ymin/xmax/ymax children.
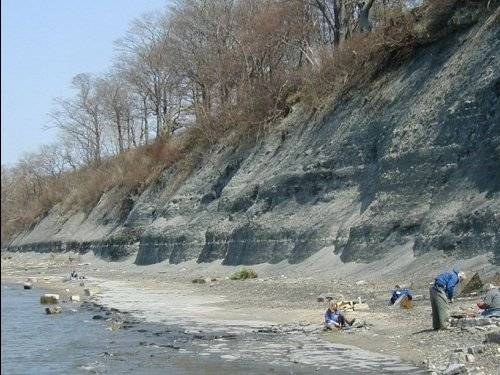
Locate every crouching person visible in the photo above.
<box><xmin>430</xmin><ymin>268</ymin><xmax>466</xmax><ymax>330</ymax></box>
<box><xmin>324</xmin><ymin>301</ymin><xmax>355</xmax><ymax>330</ymax></box>
<box><xmin>389</xmin><ymin>285</ymin><xmax>413</xmax><ymax>306</ymax></box>
<box><xmin>477</xmin><ymin>284</ymin><xmax>500</xmax><ymax>317</ymax></box>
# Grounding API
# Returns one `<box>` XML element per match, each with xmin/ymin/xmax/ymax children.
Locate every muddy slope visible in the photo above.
<box><xmin>7</xmin><ymin>9</ymin><xmax>500</xmax><ymax>267</ymax></box>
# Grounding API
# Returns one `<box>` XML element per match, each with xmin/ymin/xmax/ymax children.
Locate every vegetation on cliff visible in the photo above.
<box><xmin>1</xmin><ymin>0</ymin><xmax>494</xmax><ymax>242</ymax></box>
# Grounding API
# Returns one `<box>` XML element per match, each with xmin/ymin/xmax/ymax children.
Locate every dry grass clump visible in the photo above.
<box><xmin>300</xmin><ymin>0</ymin><xmax>469</xmax><ymax>110</ymax></box>
<box><xmin>230</xmin><ymin>268</ymin><xmax>258</xmax><ymax>280</ymax></box>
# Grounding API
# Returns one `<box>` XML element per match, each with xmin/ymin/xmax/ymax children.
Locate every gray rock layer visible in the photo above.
<box><xmin>7</xmin><ymin>11</ymin><xmax>500</xmax><ymax>266</ymax></box>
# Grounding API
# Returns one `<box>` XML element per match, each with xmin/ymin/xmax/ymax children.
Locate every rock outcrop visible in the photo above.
<box><xmin>5</xmin><ymin>8</ymin><xmax>500</xmax><ymax>267</ymax></box>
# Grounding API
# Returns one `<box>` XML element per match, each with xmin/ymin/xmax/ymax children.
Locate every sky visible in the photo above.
<box><xmin>1</xmin><ymin>0</ymin><xmax>169</xmax><ymax>166</ymax></box>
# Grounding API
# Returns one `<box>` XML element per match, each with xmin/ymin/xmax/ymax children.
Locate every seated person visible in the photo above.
<box><xmin>477</xmin><ymin>284</ymin><xmax>500</xmax><ymax>317</ymax></box>
<box><xmin>389</xmin><ymin>285</ymin><xmax>413</xmax><ymax>305</ymax></box>
<box><xmin>324</xmin><ymin>301</ymin><xmax>355</xmax><ymax>330</ymax></box>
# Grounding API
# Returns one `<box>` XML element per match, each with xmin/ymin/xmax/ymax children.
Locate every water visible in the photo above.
<box><xmin>1</xmin><ymin>283</ymin><xmax>425</xmax><ymax>374</ymax></box>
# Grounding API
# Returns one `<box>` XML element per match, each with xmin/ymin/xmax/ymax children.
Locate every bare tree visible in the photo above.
<box><xmin>50</xmin><ymin>74</ymin><xmax>106</xmax><ymax>165</ymax></box>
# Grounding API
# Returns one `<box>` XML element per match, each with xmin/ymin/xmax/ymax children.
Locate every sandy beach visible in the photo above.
<box><xmin>2</xmin><ymin>250</ymin><xmax>499</xmax><ymax>374</ymax></box>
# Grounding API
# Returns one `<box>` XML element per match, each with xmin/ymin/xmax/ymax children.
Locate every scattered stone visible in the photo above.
<box><xmin>40</xmin><ymin>294</ymin><xmax>60</xmax><ymax>304</ymax></box>
<box><xmin>23</xmin><ymin>282</ymin><xmax>32</xmax><ymax>290</ymax></box>
<box><xmin>355</xmin><ymin>280</ymin><xmax>366</xmax><ymax>286</ymax></box>
<box><xmin>70</xmin><ymin>295</ymin><xmax>80</xmax><ymax>302</ymax></box>
<box><xmin>449</xmin><ymin>352</ymin><xmax>466</xmax><ymax>364</ymax></box>
<box><xmin>485</xmin><ymin>331</ymin><xmax>500</xmax><ymax>344</ymax></box>
<box><xmin>467</xmin><ymin>345</ymin><xmax>484</xmax><ymax>354</ymax></box>
<box><xmin>443</xmin><ymin>363</ymin><xmax>467</xmax><ymax>375</ymax></box>
<box><xmin>45</xmin><ymin>306</ymin><xmax>62</xmax><ymax>314</ymax></box>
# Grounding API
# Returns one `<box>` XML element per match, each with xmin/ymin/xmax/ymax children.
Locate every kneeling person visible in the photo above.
<box><xmin>324</xmin><ymin>301</ymin><xmax>355</xmax><ymax>330</ymax></box>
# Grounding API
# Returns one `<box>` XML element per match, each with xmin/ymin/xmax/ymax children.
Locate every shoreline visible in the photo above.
<box><xmin>2</xmin><ymin>251</ymin><xmax>499</xmax><ymax>374</ymax></box>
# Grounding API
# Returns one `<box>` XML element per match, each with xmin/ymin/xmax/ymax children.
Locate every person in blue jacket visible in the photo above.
<box><xmin>324</xmin><ymin>301</ymin><xmax>355</xmax><ymax>330</ymax></box>
<box><xmin>430</xmin><ymin>268</ymin><xmax>466</xmax><ymax>330</ymax></box>
<box><xmin>389</xmin><ymin>285</ymin><xmax>413</xmax><ymax>305</ymax></box>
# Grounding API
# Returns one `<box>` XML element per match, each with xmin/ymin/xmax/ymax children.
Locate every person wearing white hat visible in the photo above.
<box><xmin>430</xmin><ymin>268</ymin><xmax>466</xmax><ymax>330</ymax></box>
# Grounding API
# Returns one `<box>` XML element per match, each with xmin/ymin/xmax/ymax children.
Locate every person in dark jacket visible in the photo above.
<box><xmin>324</xmin><ymin>301</ymin><xmax>355</xmax><ymax>330</ymax></box>
<box><xmin>430</xmin><ymin>268</ymin><xmax>466</xmax><ymax>330</ymax></box>
<box><xmin>389</xmin><ymin>285</ymin><xmax>413</xmax><ymax>305</ymax></box>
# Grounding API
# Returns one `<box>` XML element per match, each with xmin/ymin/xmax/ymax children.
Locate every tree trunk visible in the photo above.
<box><xmin>359</xmin><ymin>0</ymin><xmax>376</xmax><ymax>32</ymax></box>
<box><xmin>116</xmin><ymin>112</ymin><xmax>124</xmax><ymax>153</ymax></box>
<box><xmin>143</xmin><ymin>97</ymin><xmax>149</xmax><ymax>145</ymax></box>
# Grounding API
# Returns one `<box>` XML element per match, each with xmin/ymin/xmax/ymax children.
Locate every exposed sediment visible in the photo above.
<box><xmin>6</xmin><ymin>9</ymin><xmax>500</xmax><ymax>266</ymax></box>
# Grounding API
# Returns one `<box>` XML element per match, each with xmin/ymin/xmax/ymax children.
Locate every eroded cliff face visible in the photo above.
<box><xmin>7</xmin><ymin>10</ymin><xmax>500</xmax><ymax>266</ymax></box>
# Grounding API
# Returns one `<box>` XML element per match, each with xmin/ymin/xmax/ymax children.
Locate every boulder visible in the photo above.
<box><xmin>40</xmin><ymin>294</ymin><xmax>60</xmax><ymax>304</ymax></box>
<box><xmin>45</xmin><ymin>306</ymin><xmax>62</xmax><ymax>314</ymax></box>
<box><xmin>23</xmin><ymin>283</ymin><xmax>32</xmax><ymax>290</ymax></box>
<box><xmin>70</xmin><ymin>295</ymin><xmax>80</xmax><ymax>302</ymax></box>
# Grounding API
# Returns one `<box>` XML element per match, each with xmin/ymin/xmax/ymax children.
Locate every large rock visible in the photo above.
<box><xmin>40</xmin><ymin>294</ymin><xmax>60</xmax><ymax>304</ymax></box>
<box><xmin>45</xmin><ymin>306</ymin><xmax>62</xmax><ymax>314</ymax></box>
